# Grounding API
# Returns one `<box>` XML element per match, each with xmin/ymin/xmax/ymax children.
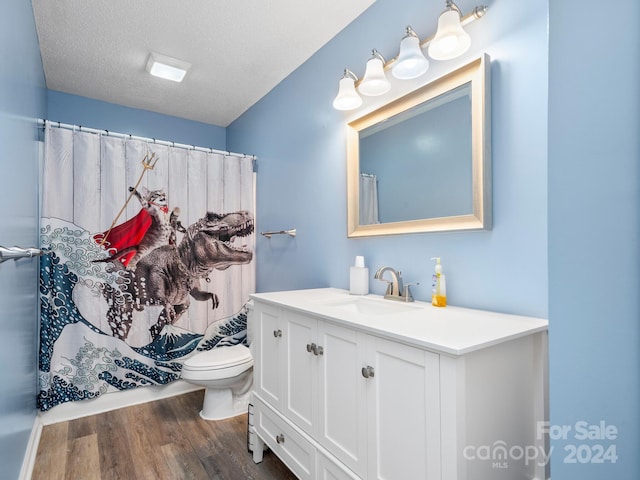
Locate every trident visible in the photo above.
<box><xmin>98</xmin><ymin>152</ymin><xmax>159</xmax><ymax>246</ymax></box>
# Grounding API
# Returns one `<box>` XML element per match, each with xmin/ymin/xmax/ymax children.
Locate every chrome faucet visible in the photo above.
<box><xmin>374</xmin><ymin>266</ymin><xmax>415</xmax><ymax>302</ymax></box>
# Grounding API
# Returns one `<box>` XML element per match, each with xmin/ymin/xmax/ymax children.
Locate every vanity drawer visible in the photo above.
<box><xmin>317</xmin><ymin>450</ymin><xmax>360</xmax><ymax>480</ymax></box>
<box><xmin>253</xmin><ymin>397</ymin><xmax>316</xmax><ymax>480</ymax></box>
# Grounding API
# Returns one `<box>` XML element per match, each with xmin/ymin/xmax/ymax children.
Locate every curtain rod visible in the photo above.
<box><xmin>38</xmin><ymin>119</ymin><xmax>257</xmax><ymax>160</ymax></box>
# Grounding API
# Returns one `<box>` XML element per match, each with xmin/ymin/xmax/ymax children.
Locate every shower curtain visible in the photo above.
<box><xmin>359</xmin><ymin>173</ymin><xmax>379</xmax><ymax>225</ymax></box>
<box><xmin>38</xmin><ymin>123</ymin><xmax>255</xmax><ymax>411</ymax></box>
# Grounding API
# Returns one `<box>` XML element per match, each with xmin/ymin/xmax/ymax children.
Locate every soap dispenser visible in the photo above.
<box><xmin>350</xmin><ymin>256</ymin><xmax>369</xmax><ymax>295</ymax></box>
<box><xmin>431</xmin><ymin>257</ymin><xmax>447</xmax><ymax>307</ymax></box>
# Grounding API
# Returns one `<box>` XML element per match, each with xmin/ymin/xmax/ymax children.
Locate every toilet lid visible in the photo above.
<box><xmin>184</xmin><ymin>344</ymin><xmax>251</xmax><ymax>370</ymax></box>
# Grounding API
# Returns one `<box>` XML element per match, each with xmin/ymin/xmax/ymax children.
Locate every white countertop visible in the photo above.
<box><xmin>250</xmin><ymin>288</ymin><xmax>548</xmax><ymax>356</ymax></box>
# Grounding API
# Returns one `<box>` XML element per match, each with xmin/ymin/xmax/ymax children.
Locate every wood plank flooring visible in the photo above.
<box><xmin>32</xmin><ymin>390</ymin><xmax>296</xmax><ymax>480</ymax></box>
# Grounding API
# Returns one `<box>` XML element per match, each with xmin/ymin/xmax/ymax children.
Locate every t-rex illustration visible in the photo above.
<box><xmin>102</xmin><ymin>210</ymin><xmax>254</xmax><ymax>340</ymax></box>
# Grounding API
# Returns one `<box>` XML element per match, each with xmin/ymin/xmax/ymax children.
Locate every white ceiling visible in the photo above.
<box><xmin>32</xmin><ymin>0</ymin><xmax>375</xmax><ymax>127</ymax></box>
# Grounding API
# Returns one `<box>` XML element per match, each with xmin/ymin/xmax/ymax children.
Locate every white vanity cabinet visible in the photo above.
<box><xmin>249</xmin><ymin>289</ymin><xmax>548</xmax><ymax>480</ymax></box>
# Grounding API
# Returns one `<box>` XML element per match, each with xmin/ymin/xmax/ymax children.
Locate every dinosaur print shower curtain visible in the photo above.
<box><xmin>38</xmin><ymin>123</ymin><xmax>255</xmax><ymax>411</ymax></box>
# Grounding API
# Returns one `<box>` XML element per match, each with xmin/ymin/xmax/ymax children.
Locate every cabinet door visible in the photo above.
<box><xmin>283</xmin><ymin>310</ymin><xmax>318</xmax><ymax>435</ymax></box>
<box><xmin>318</xmin><ymin>322</ymin><xmax>368</xmax><ymax>478</ymax></box>
<box><xmin>254</xmin><ymin>303</ymin><xmax>285</xmax><ymax>408</ymax></box>
<box><xmin>365</xmin><ymin>337</ymin><xmax>441</xmax><ymax>480</ymax></box>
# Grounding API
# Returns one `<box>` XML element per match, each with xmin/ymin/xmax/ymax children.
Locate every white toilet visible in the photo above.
<box><xmin>181</xmin><ymin>343</ymin><xmax>254</xmax><ymax>420</ymax></box>
<box><xmin>181</xmin><ymin>305</ymin><xmax>256</xmax><ymax>420</ymax></box>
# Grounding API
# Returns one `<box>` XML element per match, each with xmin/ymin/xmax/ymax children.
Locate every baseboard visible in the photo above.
<box><xmin>38</xmin><ymin>380</ymin><xmax>203</xmax><ymax>425</ymax></box>
<box><xmin>19</xmin><ymin>416</ymin><xmax>43</xmax><ymax>480</ymax></box>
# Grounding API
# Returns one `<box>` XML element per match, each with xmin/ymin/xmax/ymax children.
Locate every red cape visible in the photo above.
<box><xmin>93</xmin><ymin>209</ymin><xmax>152</xmax><ymax>266</ymax></box>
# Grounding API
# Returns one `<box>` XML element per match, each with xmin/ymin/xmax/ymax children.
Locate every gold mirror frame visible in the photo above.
<box><xmin>347</xmin><ymin>54</ymin><xmax>491</xmax><ymax>237</ymax></box>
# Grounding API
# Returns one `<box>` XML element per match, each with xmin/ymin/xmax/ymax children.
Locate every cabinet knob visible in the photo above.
<box><xmin>276</xmin><ymin>433</ymin><xmax>285</xmax><ymax>444</ymax></box>
<box><xmin>361</xmin><ymin>366</ymin><xmax>375</xmax><ymax>378</ymax></box>
<box><xmin>273</xmin><ymin>329</ymin><xmax>282</xmax><ymax>338</ymax></box>
<box><xmin>306</xmin><ymin>343</ymin><xmax>324</xmax><ymax>356</ymax></box>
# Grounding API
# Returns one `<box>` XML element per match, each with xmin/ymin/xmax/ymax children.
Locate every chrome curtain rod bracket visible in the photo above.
<box><xmin>260</xmin><ymin>229</ymin><xmax>297</xmax><ymax>239</ymax></box>
<box><xmin>0</xmin><ymin>245</ymin><xmax>44</xmax><ymax>264</ymax></box>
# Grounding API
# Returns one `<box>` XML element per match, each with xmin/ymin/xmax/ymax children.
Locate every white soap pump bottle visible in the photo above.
<box><xmin>431</xmin><ymin>257</ymin><xmax>447</xmax><ymax>307</ymax></box>
<box><xmin>350</xmin><ymin>256</ymin><xmax>369</xmax><ymax>295</ymax></box>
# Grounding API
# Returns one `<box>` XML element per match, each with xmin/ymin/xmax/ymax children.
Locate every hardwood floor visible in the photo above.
<box><xmin>32</xmin><ymin>390</ymin><xmax>296</xmax><ymax>480</ymax></box>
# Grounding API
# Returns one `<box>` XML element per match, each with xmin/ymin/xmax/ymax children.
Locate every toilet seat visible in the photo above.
<box><xmin>182</xmin><ymin>344</ymin><xmax>253</xmax><ymax>381</ymax></box>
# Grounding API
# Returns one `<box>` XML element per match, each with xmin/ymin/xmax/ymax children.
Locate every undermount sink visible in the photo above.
<box><xmin>323</xmin><ymin>297</ymin><xmax>421</xmax><ymax>316</ymax></box>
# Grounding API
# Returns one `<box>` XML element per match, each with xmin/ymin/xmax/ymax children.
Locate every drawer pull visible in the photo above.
<box><xmin>273</xmin><ymin>329</ymin><xmax>282</xmax><ymax>338</ymax></box>
<box><xmin>276</xmin><ymin>433</ymin><xmax>285</xmax><ymax>444</ymax></box>
<box><xmin>306</xmin><ymin>342</ymin><xmax>315</xmax><ymax>353</ymax></box>
<box><xmin>361</xmin><ymin>366</ymin><xmax>375</xmax><ymax>378</ymax></box>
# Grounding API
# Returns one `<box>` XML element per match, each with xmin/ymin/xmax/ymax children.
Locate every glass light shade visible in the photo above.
<box><xmin>358</xmin><ymin>57</ymin><xmax>391</xmax><ymax>96</ymax></box>
<box><xmin>333</xmin><ymin>76</ymin><xmax>362</xmax><ymax>111</ymax></box>
<box><xmin>428</xmin><ymin>10</ymin><xmax>471</xmax><ymax>60</ymax></box>
<box><xmin>392</xmin><ymin>34</ymin><xmax>430</xmax><ymax>80</ymax></box>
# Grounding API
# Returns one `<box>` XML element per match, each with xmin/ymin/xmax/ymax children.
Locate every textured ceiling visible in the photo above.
<box><xmin>32</xmin><ymin>0</ymin><xmax>375</xmax><ymax>127</ymax></box>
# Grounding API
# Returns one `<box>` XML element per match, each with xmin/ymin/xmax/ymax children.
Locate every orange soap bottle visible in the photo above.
<box><xmin>431</xmin><ymin>257</ymin><xmax>447</xmax><ymax>307</ymax></box>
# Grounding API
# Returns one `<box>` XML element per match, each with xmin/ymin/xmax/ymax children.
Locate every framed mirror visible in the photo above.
<box><xmin>347</xmin><ymin>54</ymin><xmax>491</xmax><ymax>237</ymax></box>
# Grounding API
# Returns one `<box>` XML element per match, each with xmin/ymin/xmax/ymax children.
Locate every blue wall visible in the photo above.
<box><xmin>548</xmin><ymin>0</ymin><xmax>640</xmax><ymax>478</ymax></box>
<box><xmin>0</xmin><ymin>1</ymin><xmax>47</xmax><ymax>478</ymax></box>
<box><xmin>48</xmin><ymin>91</ymin><xmax>227</xmax><ymax>149</ymax></box>
<box><xmin>228</xmin><ymin>0</ymin><xmax>548</xmax><ymax>318</ymax></box>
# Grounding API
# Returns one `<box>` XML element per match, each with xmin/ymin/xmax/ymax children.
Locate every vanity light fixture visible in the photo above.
<box><xmin>332</xmin><ymin>1</ymin><xmax>487</xmax><ymax>111</ymax></box>
<box><xmin>146</xmin><ymin>52</ymin><xmax>191</xmax><ymax>82</ymax></box>
<box><xmin>358</xmin><ymin>50</ymin><xmax>391</xmax><ymax>96</ymax></box>
<box><xmin>333</xmin><ymin>69</ymin><xmax>363</xmax><ymax>111</ymax></box>
<box><xmin>428</xmin><ymin>0</ymin><xmax>472</xmax><ymax>60</ymax></box>
<box><xmin>392</xmin><ymin>26</ymin><xmax>430</xmax><ymax>80</ymax></box>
